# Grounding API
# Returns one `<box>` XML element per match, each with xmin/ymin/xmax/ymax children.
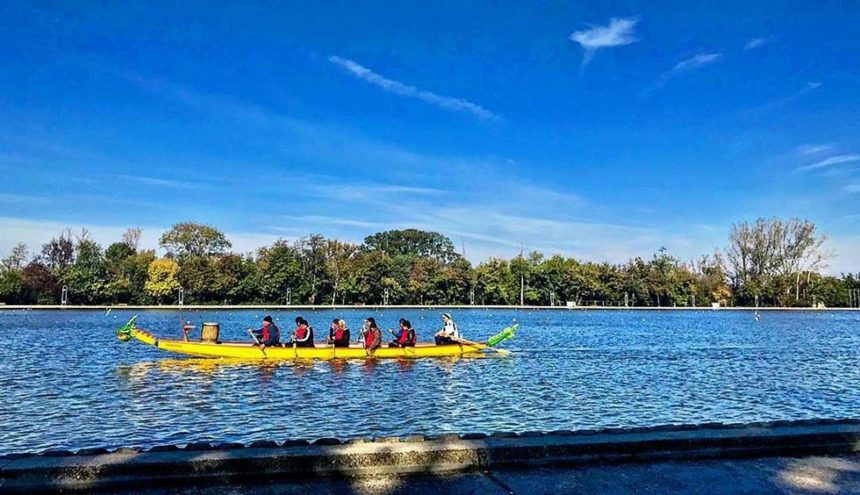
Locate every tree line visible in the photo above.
<box><xmin>1</xmin><ymin>218</ymin><xmax>858</xmax><ymax>307</ymax></box>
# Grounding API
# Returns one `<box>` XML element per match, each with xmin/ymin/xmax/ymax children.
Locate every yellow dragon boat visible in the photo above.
<box><xmin>116</xmin><ymin>317</ymin><xmax>516</xmax><ymax>361</ymax></box>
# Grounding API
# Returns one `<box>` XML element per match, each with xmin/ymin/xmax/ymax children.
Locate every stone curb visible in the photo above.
<box><xmin>1</xmin><ymin>419</ymin><xmax>859</xmax><ymax>493</ymax></box>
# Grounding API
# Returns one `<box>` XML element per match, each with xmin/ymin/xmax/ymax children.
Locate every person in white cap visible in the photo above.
<box><xmin>434</xmin><ymin>313</ymin><xmax>461</xmax><ymax>345</ymax></box>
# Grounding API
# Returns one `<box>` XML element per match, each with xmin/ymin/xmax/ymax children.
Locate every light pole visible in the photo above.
<box><xmin>178</xmin><ymin>287</ymin><xmax>184</xmax><ymax>306</ymax></box>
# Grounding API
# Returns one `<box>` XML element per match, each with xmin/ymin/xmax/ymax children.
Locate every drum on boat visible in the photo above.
<box><xmin>202</xmin><ymin>322</ymin><xmax>220</xmax><ymax>343</ymax></box>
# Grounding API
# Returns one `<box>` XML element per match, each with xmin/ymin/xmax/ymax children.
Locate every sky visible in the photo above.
<box><xmin>1</xmin><ymin>1</ymin><xmax>859</xmax><ymax>272</ymax></box>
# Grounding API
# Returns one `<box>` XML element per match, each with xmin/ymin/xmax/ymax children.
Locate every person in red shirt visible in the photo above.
<box><xmin>290</xmin><ymin>317</ymin><xmax>315</xmax><ymax>348</ymax></box>
<box><xmin>250</xmin><ymin>315</ymin><xmax>280</xmax><ymax>348</ymax></box>
<box><xmin>327</xmin><ymin>319</ymin><xmax>350</xmax><ymax>347</ymax></box>
<box><xmin>363</xmin><ymin>317</ymin><xmax>382</xmax><ymax>355</ymax></box>
<box><xmin>388</xmin><ymin>319</ymin><xmax>416</xmax><ymax>348</ymax></box>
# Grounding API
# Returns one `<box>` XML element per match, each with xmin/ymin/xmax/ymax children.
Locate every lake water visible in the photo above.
<box><xmin>0</xmin><ymin>308</ymin><xmax>858</xmax><ymax>455</ymax></box>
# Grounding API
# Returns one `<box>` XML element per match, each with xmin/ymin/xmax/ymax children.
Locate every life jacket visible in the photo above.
<box><xmin>365</xmin><ymin>328</ymin><xmax>379</xmax><ymax>348</ymax></box>
<box><xmin>334</xmin><ymin>328</ymin><xmax>346</xmax><ymax>341</ymax></box>
<box><xmin>296</xmin><ymin>326</ymin><xmax>309</xmax><ymax>340</ymax></box>
<box><xmin>263</xmin><ymin>324</ymin><xmax>280</xmax><ymax>343</ymax></box>
<box><xmin>396</xmin><ymin>328</ymin><xmax>416</xmax><ymax>346</ymax></box>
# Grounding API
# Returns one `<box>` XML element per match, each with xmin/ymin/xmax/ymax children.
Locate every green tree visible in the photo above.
<box><xmin>254</xmin><ymin>240</ymin><xmax>304</xmax><ymax>303</ymax></box>
<box><xmin>364</xmin><ymin>229</ymin><xmax>460</xmax><ymax>262</ymax></box>
<box><xmin>66</xmin><ymin>237</ymin><xmax>108</xmax><ymax>304</ymax></box>
<box><xmin>159</xmin><ymin>222</ymin><xmax>232</xmax><ymax>259</ymax></box>
<box><xmin>0</xmin><ymin>269</ymin><xmax>25</xmax><ymax>304</ymax></box>
<box><xmin>475</xmin><ymin>258</ymin><xmax>514</xmax><ymax>305</ymax></box>
<box><xmin>145</xmin><ymin>258</ymin><xmax>181</xmax><ymax>304</ymax></box>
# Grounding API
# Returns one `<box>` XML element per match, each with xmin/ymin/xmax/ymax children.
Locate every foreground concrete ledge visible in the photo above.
<box><xmin>2</xmin><ymin>419</ymin><xmax>859</xmax><ymax>492</ymax></box>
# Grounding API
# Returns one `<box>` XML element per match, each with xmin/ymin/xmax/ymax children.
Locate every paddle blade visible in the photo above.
<box><xmin>486</xmin><ymin>323</ymin><xmax>517</xmax><ymax>347</ymax></box>
<box><xmin>115</xmin><ymin>315</ymin><xmax>138</xmax><ymax>342</ymax></box>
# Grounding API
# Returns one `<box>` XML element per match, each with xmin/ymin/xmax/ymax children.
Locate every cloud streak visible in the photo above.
<box><xmin>798</xmin><ymin>144</ymin><xmax>834</xmax><ymax>155</ymax></box>
<box><xmin>570</xmin><ymin>16</ymin><xmax>639</xmax><ymax>69</ymax></box>
<box><xmin>642</xmin><ymin>52</ymin><xmax>722</xmax><ymax>95</ymax></box>
<box><xmin>113</xmin><ymin>174</ymin><xmax>201</xmax><ymax>189</ymax></box>
<box><xmin>798</xmin><ymin>154</ymin><xmax>860</xmax><ymax>171</ymax></box>
<box><xmin>744</xmin><ymin>38</ymin><xmax>767</xmax><ymax>50</ymax></box>
<box><xmin>328</xmin><ymin>56</ymin><xmax>498</xmax><ymax>120</ymax></box>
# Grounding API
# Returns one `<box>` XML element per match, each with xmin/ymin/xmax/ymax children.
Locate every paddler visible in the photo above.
<box><xmin>327</xmin><ymin>319</ymin><xmax>350</xmax><ymax>347</ymax></box>
<box><xmin>389</xmin><ymin>319</ymin><xmax>416</xmax><ymax>348</ymax></box>
<box><xmin>250</xmin><ymin>315</ymin><xmax>280</xmax><ymax>349</ymax></box>
<box><xmin>434</xmin><ymin>313</ymin><xmax>460</xmax><ymax>345</ymax></box>
<box><xmin>363</xmin><ymin>317</ymin><xmax>382</xmax><ymax>355</ymax></box>
<box><xmin>290</xmin><ymin>317</ymin><xmax>315</xmax><ymax>348</ymax></box>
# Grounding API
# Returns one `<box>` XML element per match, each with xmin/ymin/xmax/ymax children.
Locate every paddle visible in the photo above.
<box><xmin>247</xmin><ymin>328</ymin><xmax>268</xmax><ymax>358</ymax></box>
<box><xmin>452</xmin><ymin>323</ymin><xmax>518</xmax><ymax>356</ymax></box>
<box><xmin>452</xmin><ymin>336</ymin><xmax>511</xmax><ymax>356</ymax></box>
<box><xmin>330</xmin><ymin>327</ymin><xmax>337</xmax><ymax>359</ymax></box>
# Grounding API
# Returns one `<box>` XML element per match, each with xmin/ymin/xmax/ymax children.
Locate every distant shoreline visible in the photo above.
<box><xmin>0</xmin><ymin>304</ymin><xmax>856</xmax><ymax>311</ymax></box>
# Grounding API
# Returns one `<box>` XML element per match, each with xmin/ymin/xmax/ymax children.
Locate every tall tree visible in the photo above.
<box><xmin>40</xmin><ymin>230</ymin><xmax>74</xmax><ymax>272</ymax></box>
<box><xmin>66</xmin><ymin>237</ymin><xmax>107</xmax><ymax>304</ymax></box>
<box><xmin>159</xmin><ymin>222</ymin><xmax>231</xmax><ymax>259</ymax></box>
<box><xmin>2</xmin><ymin>243</ymin><xmax>29</xmax><ymax>271</ymax></box>
<box><xmin>121</xmin><ymin>228</ymin><xmax>142</xmax><ymax>251</ymax></box>
<box><xmin>726</xmin><ymin>218</ymin><xmax>829</xmax><ymax>305</ymax></box>
<box><xmin>364</xmin><ymin>229</ymin><xmax>461</xmax><ymax>262</ymax></box>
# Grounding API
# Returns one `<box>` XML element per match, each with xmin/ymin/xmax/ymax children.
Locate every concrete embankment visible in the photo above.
<box><xmin>1</xmin><ymin>419</ymin><xmax>859</xmax><ymax>493</ymax></box>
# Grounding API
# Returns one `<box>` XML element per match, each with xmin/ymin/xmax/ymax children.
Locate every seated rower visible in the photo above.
<box><xmin>290</xmin><ymin>317</ymin><xmax>315</xmax><ymax>348</ymax></box>
<box><xmin>363</xmin><ymin>318</ymin><xmax>382</xmax><ymax>355</ymax></box>
<box><xmin>389</xmin><ymin>319</ymin><xmax>417</xmax><ymax>348</ymax></box>
<box><xmin>327</xmin><ymin>319</ymin><xmax>339</xmax><ymax>342</ymax></box>
<box><xmin>434</xmin><ymin>313</ymin><xmax>460</xmax><ymax>345</ymax></box>
<box><xmin>327</xmin><ymin>319</ymin><xmax>350</xmax><ymax>347</ymax></box>
<box><xmin>251</xmin><ymin>315</ymin><xmax>280</xmax><ymax>348</ymax></box>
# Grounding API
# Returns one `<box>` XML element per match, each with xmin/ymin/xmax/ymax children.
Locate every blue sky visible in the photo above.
<box><xmin>1</xmin><ymin>1</ymin><xmax>859</xmax><ymax>272</ymax></box>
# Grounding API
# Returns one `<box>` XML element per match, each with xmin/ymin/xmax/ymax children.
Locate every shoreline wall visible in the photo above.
<box><xmin>2</xmin><ymin>419</ymin><xmax>858</xmax><ymax>492</ymax></box>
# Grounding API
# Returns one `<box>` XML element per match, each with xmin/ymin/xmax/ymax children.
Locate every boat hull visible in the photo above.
<box><xmin>131</xmin><ymin>328</ymin><xmax>492</xmax><ymax>360</ymax></box>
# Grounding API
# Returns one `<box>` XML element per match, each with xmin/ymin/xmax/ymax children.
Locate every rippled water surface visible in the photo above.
<box><xmin>1</xmin><ymin>308</ymin><xmax>859</xmax><ymax>455</ymax></box>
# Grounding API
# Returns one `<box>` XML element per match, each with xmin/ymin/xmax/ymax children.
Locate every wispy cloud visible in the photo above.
<box><xmin>328</xmin><ymin>56</ymin><xmax>498</xmax><ymax>120</ymax></box>
<box><xmin>798</xmin><ymin>154</ymin><xmax>860</xmax><ymax>171</ymax></box>
<box><xmin>670</xmin><ymin>53</ymin><xmax>723</xmax><ymax>73</ymax></box>
<box><xmin>744</xmin><ymin>38</ymin><xmax>768</xmax><ymax>50</ymax></box>
<box><xmin>846</xmin><ymin>183</ymin><xmax>860</xmax><ymax>194</ymax></box>
<box><xmin>798</xmin><ymin>144</ymin><xmax>834</xmax><ymax>155</ymax></box>
<box><xmin>113</xmin><ymin>174</ymin><xmax>201</xmax><ymax>189</ymax></box>
<box><xmin>775</xmin><ymin>82</ymin><xmax>822</xmax><ymax>105</ymax></box>
<box><xmin>569</xmin><ymin>16</ymin><xmax>639</xmax><ymax>69</ymax></box>
<box><xmin>742</xmin><ymin>82</ymin><xmax>823</xmax><ymax>116</ymax></box>
<box><xmin>0</xmin><ymin>193</ymin><xmax>53</xmax><ymax>205</ymax></box>
<box><xmin>642</xmin><ymin>52</ymin><xmax>723</xmax><ymax>95</ymax></box>
<box><xmin>301</xmin><ymin>179</ymin><xmax>446</xmax><ymax>203</ymax></box>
